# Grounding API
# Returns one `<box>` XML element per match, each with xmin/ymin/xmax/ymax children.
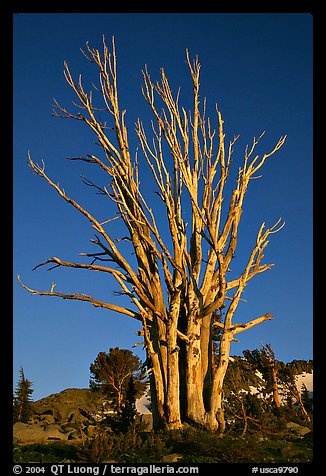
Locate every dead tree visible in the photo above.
<box><xmin>18</xmin><ymin>37</ymin><xmax>286</xmax><ymax>432</ymax></box>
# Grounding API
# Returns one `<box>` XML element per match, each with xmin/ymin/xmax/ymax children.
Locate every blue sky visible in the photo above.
<box><xmin>13</xmin><ymin>12</ymin><xmax>313</xmax><ymax>401</ymax></box>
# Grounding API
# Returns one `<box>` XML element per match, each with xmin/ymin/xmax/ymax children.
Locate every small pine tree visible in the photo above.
<box><xmin>301</xmin><ymin>383</ymin><xmax>313</xmax><ymax>414</ymax></box>
<box><xmin>119</xmin><ymin>375</ymin><xmax>138</xmax><ymax>433</ymax></box>
<box><xmin>13</xmin><ymin>367</ymin><xmax>34</xmax><ymax>423</ymax></box>
<box><xmin>102</xmin><ymin>375</ymin><xmax>138</xmax><ymax>434</ymax></box>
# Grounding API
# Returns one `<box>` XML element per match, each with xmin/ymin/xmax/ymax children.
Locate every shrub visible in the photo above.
<box><xmin>13</xmin><ymin>442</ymin><xmax>79</xmax><ymax>463</ymax></box>
<box><xmin>78</xmin><ymin>426</ymin><xmax>168</xmax><ymax>463</ymax></box>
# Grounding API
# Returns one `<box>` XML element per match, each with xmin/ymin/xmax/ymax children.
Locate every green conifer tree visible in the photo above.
<box><xmin>90</xmin><ymin>347</ymin><xmax>147</xmax><ymax>412</ymax></box>
<box><xmin>301</xmin><ymin>383</ymin><xmax>313</xmax><ymax>414</ymax></box>
<box><xmin>13</xmin><ymin>367</ymin><xmax>34</xmax><ymax>423</ymax></box>
<box><xmin>119</xmin><ymin>375</ymin><xmax>138</xmax><ymax>433</ymax></box>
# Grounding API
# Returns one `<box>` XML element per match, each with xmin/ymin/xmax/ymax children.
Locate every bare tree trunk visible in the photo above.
<box><xmin>186</xmin><ymin>317</ymin><xmax>207</xmax><ymax>425</ymax></box>
<box><xmin>241</xmin><ymin>401</ymin><xmax>248</xmax><ymax>437</ymax></box>
<box><xmin>143</xmin><ymin>317</ymin><xmax>166</xmax><ymax>429</ymax></box>
<box><xmin>209</xmin><ymin>331</ymin><xmax>234</xmax><ymax>432</ymax></box>
<box><xmin>287</xmin><ymin>381</ymin><xmax>311</xmax><ymax>424</ymax></box>
<box><xmin>166</xmin><ymin>316</ymin><xmax>182</xmax><ymax>429</ymax></box>
<box><xmin>297</xmin><ymin>395</ymin><xmax>311</xmax><ymax>424</ymax></box>
<box><xmin>148</xmin><ymin>370</ymin><xmax>165</xmax><ymax>429</ymax></box>
<box><xmin>116</xmin><ymin>388</ymin><xmax>123</xmax><ymax>413</ymax></box>
<box><xmin>271</xmin><ymin>368</ymin><xmax>281</xmax><ymax>409</ymax></box>
<box><xmin>200</xmin><ymin>315</ymin><xmax>214</xmax><ymax>410</ymax></box>
<box><xmin>18</xmin><ymin>400</ymin><xmax>23</xmax><ymax>422</ymax></box>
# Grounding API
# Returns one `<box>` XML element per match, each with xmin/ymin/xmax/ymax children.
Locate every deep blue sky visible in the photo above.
<box><xmin>13</xmin><ymin>13</ymin><xmax>313</xmax><ymax>401</ymax></box>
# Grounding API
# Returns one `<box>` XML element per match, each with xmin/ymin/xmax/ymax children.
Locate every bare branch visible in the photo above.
<box><xmin>232</xmin><ymin>313</ymin><xmax>273</xmax><ymax>334</ymax></box>
<box><xmin>17</xmin><ymin>275</ymin><xmax>140</xmax><ymax>319</ymax></box>
<box><xmin>248</xmin><ymin>135</ymin><xmax>287</xmax><ymax>176</ymax></box>
<box><xmin>31</xmin><ymin>256</ymin><xmax>131</xmax><ymax>282</ymax></box>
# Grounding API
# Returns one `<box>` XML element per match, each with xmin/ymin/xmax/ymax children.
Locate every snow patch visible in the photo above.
<box><xmin>135</xmin><ymin>386</ymin><xmax>151</xmax><ymax>415</ymax></box>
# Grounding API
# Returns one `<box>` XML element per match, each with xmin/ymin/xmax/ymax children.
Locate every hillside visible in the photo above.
<box><xmin>31</xmin><ymin>388</ymin><xmax>106</xmax><ymax>423</ymax></box>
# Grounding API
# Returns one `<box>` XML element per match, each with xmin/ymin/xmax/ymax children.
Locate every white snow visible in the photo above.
<box><xmin>295</xmin><ymin>372</ymin><xmax>313</xmax><ymax>395</ymax></box>
<box><xmin>135</xmin><ymin>387</ymin><xmax>151</xmax><ymax>414</ymax></box>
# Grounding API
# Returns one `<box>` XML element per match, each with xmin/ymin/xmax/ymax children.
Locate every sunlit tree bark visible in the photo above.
<box><xmin>18</xmin><ymin>37</ymin><xmax>286</xmax><ymax>431</ymax></box>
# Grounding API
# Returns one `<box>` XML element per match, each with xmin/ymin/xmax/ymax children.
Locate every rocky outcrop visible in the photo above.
<box><xmin>14</xmin><ymin>387</ymin><xmax>153</xmax><ymax>445</ymax></box>
<box><xmin>285</xmin><ymin>422</ymin><xmax>311</xmax><ymax>438</ymax></box>
<box><xmin>14</xmin><ymin>388</ymin><xmax>111</xmax><ymax>444</ymax></box>
<box><xmin>31</xmin><ymin>388</ymin><xmax>107</xmax><ymax>424</ymax></box>
<box><xmin>13</xmin><ymin>422</ymin><xmax>68</xmax><ymax>444</ymax></box>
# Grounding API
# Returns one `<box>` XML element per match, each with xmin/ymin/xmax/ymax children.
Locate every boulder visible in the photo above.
<box><xmin>285</xmin><ymin>422</ymin><xmax>311</xmax><ymax>438</ymax></box>
<box><xmin>162</xmin><ymin>454</ymin><xmax>183</xmax><ymax>463</ymax></box>
<box><xmin>66</xmin><ymin>428</ymin><xmax>82</xmax><ymax>440</ymax></box>
<box><xmin>40</xmin><ymin>414</ymin><xmax>56</xmax><ymax>425</ymax></box>
<box><xmin>27</xmin><ymin>416</ymin><xmax>42</xmax><ymax>425</ymax></box>
<box><xmin>44</xmin><ymin>423</ymin><xmax>63</xmax><ymax>433</ymax></box>
<box><xmin>13</xmin><ymin>421</ymin><xmax>68</xmax><ymax>443</ymax></box>
<box><xmin>13</xmin><ymin>422</ymin><xmax>29</xmax><ymax>433</ymax></box>
<box><xmin>13</xmin><ymin>422</ymin><xmax>46</xmax><ymax>444</ymax></box>
<box><xmin>43</xmin><ymin>427</ymin><xmax>67</xmax><ymax>441</ymax></box>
